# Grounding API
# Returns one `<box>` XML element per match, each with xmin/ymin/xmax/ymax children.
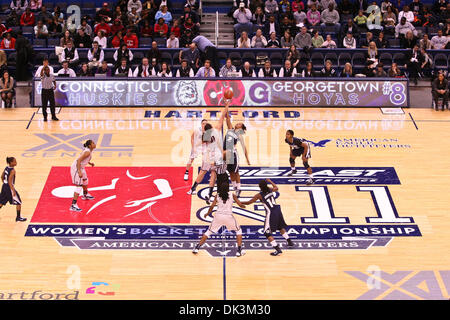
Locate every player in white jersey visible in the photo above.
<box><xmin>224</xmin><ymin>111</ymin><xmax>250</xmax><ymax>197</ymax></box>
<box><xmin>183</xmin><ymin>119</ymin><xmax>208</xmax><ymax>181</ymax></box>
<box><xmin>187</xmin><ymin>102</ymin><xmax>228</xmax><ymax>204</ymax></box>
<box><xmin>192</xmin><ymin>182</ymin><xmax>246</xmax><ymax>257</ymax></box>
<box><xmin>70</xmin><ymin>140</ymin><xmax>96</xmax><ymax>212</ymax></box>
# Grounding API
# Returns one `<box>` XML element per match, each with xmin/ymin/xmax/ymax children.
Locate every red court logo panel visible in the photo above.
<box><xmin>31</xmin><ymin>167</ymin><xmax>192</xmax><ymax>223</ymax></box>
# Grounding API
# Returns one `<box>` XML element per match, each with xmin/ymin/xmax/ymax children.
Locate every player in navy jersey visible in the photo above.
<box><xmin>285</xmin><ymin>129</ymin><xmax>314</xmax><ymax>185</ymax></box>
<box><xmin>223</xmin><ymin>111</ymin><xmax>250</xmax><ymax>197</ymax></box>
<box><xmin>242</xmin><ymin>179</ymin><xmax>293</xmax><ymax>256</ymax></box>
<box><xmin>0</xmin><ymin>157</ymin><xmax>27</xmax><ymax>222</ymax></box>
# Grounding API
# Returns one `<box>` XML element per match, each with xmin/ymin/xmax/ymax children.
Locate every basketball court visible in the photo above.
<box><xmin>0</xmin><ymin>106</ymin><xmax>449</xmax><ymax>300</ymax></box>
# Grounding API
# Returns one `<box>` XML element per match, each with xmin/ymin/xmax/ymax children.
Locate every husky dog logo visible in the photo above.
<box><xmin>175</xmin><ymin>81</ymin><xmax>199</xmax><ymax>105</ymax></box>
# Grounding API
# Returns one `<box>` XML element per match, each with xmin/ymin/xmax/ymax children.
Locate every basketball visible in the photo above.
<box><xmin>224</xmin><ymin>88</ymin><xmax>234</xmax><ymax>99</ymax></box>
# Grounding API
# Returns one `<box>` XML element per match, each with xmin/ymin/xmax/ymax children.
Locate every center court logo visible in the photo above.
<box><xmin>22</xmin><ymin>133</ymin><xmax>134</xmax><ymax>158</ymax></box>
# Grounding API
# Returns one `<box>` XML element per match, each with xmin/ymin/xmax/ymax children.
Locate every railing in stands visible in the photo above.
<box><xmin>215</xmin><ymin>11</ymin><xmax>219</xmax><ymax>46</ymax></box>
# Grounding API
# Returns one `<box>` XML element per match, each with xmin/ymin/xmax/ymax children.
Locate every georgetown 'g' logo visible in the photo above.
<box><xmin>175</xmin><ymin>81</ymin><xmax>199</xmax><ymax>105</ymax></box>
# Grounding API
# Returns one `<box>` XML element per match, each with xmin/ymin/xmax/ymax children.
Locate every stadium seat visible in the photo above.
<box><xmin>78</xmin><ymin>50</ymin><xmax>88</xmax><ymax>63</ymax></box>
<box><xmin>298</xmin><ymin>51</ymin><xmax>309</xmax><ymax>67</ymax></box>
<box><xmin>388</xmin><ymin>38</ymin><xmax>401</xmax><ymax>48</ymax></box>
<box><xmin>351</xmin><ymin>52</ymin><xmax>365</xmax><ymax>68</ymax></box>
<box><xmin>7</xmin><ymin>52</ymin><xmax>16</xmax><ymax>67</ymax></box>
<box><xmin>172</xmin><ymin>51</ymin><xmax>181</xmax><ymax>68</ymax></box>
<box><xmin>217</xmin><ymin>51</ymin><xmax>228</xmax><ymax>66</ymax></box>
<box><xmin>392</xmin><ymin>52</ymin><xmax>406</xmax><ymax>66</ymax></box>
<box><xmin>154</xmin><ymin>37</ymin><xmax>166</xmax><ymax>47</ymax></box>
<box><xmin>270</xmin><ymin>52</ymin><xmax>283</xmax><ymax>68</ymax></box>
<box><xmin>22</xmin><ymin>26</ymin><xmax>34</xmax><ymax>35</ymax></box>
<box><xmin>33</xmin><ymin>38</ymin><xmax>47</xmax><ymax>48</ymax></box>
<box><xmin>241</xmin><ymin>52</ymin><xmax>256</xmax><ymax>66</ymax></box>
<box><xmin>34</xmin><ymin>52</ymin><xmax>48</xmax><ymax>65</ymax></box>
<box><xmin>140</xmin><ymin>37</ymin><xmax>152</xmax><ymax>47</ymax></box>
<box><xmin>379</xmin><ymin>52</ymin><xmax>393</xmax><ymax>67</ymax></box>
<box><xmin>161</xmin><ymin>52</ymin><xmax>172</xmax><ymax>65</ymax></box>
<box><xmin>324</xmin><ymin>52</ymin><xmax>338</xmax><ymax>67</ymax></box>
<box><xmin>104</xmin><ymin>51</ymin><xmax>115</xmax><ymax>64</ymax></box>
<box><xmin>338</xmin><ymin>52</ymin><xmax>351</xmax><ymax>67</ymax></box>
<box><xmin>311</xmin><ymin>52</ymin><xmax>324</xmax><ymax>67</ymax></box>
<box><xmin>434</xmin><ymin>53</ymin><xmax>449</xmax><ymax>71</ymax></box>
<box><xmin>133</xmin><ymin>51</ymin><xmax>144</xmax><ymax>64</ymax></box>
<box><xmin>49</xmin><ymin>52</ymin><xmax>59</xmax><ymax>65</ymax></box>
<box><xmin>229</xmin><ymin>52</ymin><xmax>242</xmax><ymax>68</ymax></box>
<box><xmin>47</xmin><ymin>38</ymin><xmax>60</xmax><ymax>47</ymax></box>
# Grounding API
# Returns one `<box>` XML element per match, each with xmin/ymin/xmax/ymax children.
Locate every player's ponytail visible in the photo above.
<box><xmin>259</xmin><ymin>180</ymin><xmax>270</xmax><ymax>194</ymax></box>
<box><xmin>83</xmin><ymin>140</ymin><xmax>93</xmax><ymax>148</ymax></box>
<box><xmin>218</xmin><ymin>182</ymin><xmax>229</xmax><ymax>204</ymax></box>
<box><xmin>6</xmin><ymin>157</ymin><xmax>14</xmax><ymax>164</ymax></box>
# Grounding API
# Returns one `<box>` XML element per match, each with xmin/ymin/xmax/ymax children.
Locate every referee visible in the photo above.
<box><xmin>40</xmin><ymin>66</ymin><xmax>59</xmax><ymax>121</ymax></box>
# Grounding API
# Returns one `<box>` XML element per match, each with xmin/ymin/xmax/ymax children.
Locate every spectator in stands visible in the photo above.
<box><xmin>311</xmin><ymin>29</ymin><xmax>324</xmax><ymax>47</ymax></box>
<box><xmin>293</xmin><ymin>8</ymin><xmax>307</xmax><ymax>27</ymax></box>
<box><xmin>111</xmin><ymin>18</ymin><xmax>125</xmax><ymax>36</ymax></box>
<box><xmin>149</xmin><ymin>57</ymin><xmax>159</xmax><ymax>76</ymax></box>
<box><xmin>341</xmin><ymin>62</ymin><xmax>355</xmax><ymax>77</ymax></box>
<box><xmin>281</xmin><ymin>30</ymin><xmax>294</xmax><ymax>47</ymax></box>
<box><xmin>20</xmin><ymin>7</ymin><xmax>35</xmax><ymax>26</ymax></box>
<box><xmin>301</xmin><ymin>61</ymin><xmax>315</xmax><ymax>77</ymax></box>
<box><xmin>114</xmin><ymin>58</ymin><xmax>132</xmax><ymax>77</ymax></box>
<box><xmin>6</xmin><ymin>9</ymin><xmax>20</xmax><ymax>27</ymax></box>
<box><xmin>233</xmin><ymin>3</ymin><xmax>253</xmax><ymax>33</ymax></box>
<box><xmin>0</xmin><ymin>24</ymin><xmax>7</xmax><ymax>39</ymax></box>
<box><xmin>60</xmin><ymin>30</ymin><xmax>73</xmax><ymax>48</ymax></box>
<box><xmin>294</xmin><ymin>26</ymin><xmax>312</xmax><ymax>51</ymax></box>
<box><xmin>15</xmin><ymin>31</ymin><xmax>33</xmax><ymax>81</ymax></box>
<box><xmin>35</xmin><ymin>57</ymin><xmax>54</xmax><ymax>77</ymax></box>
<box><xmin>192</xmin><ymin>35</ymin><xmax>219</xmax><ymax>73</ymax></box>
<box><xmin>279</xmin><ymin>16</ymin><xmax>295</xmax><ymax>36</ymax></box>
<box><xmin>0</xmin><ymin>33</ymin><xmax>16</xmax><ymax>49</ymax></box>
<box><xmin>251</xmin><ymin>29</ymin><xmax>268</xmax><ymax>48</ymax></box>
<box><xmin>431</xmin><ymin>29</ymin><xmax>449</xmax><ymax>48</ymax></box>
<box><xmin>320</xmin><ymin>59</ymin><xmax>337</xmax><ymax>77</ymax></box>
<box><xmin>176</xmin><ymin>59</ymin><xmax>195</xmax><ymax>77</ymax></box>
<box><xmin>375</xmin><ymin>31</ymin><xmax>388</xmax><ymax>48</ymax></box>
<box><xmin>432</xmin><ymin>72</ymin><xmax>449</xmax><ymax>110</ymax></box>
<box><xmin>79</xmin><ymin>19</ymin><xmax>93</xmax><ymax>36</ymax></box>
<box><xmin>399</xmin><ymin>5</ymin><xmax>414</xmax><ymax>23</ymax></box>
<box><xmin>388</xmin><ymin>62</ymin><xmax>404</xmax><ymax>77</ymax></box>
<box><xmin>141</xmin><ymin>0</ymin><xmax>157</xmax><ymax>23</ymax></box>
<box><xmin>366</xmin><ymin>41</ymin><xmax>379</xmax><ymax>66</ymax></box>
<box><xmin>265</xmin><ymin>0</ymin><xmax>279</xmax><ymax>15</ymax></box>
<box><xmin>179</xmin><ymin>42</ymin><xmax>199</xmax><ymax>69</ymax></box>
<box><xmin>113</xmin><ymin>5</ymin><xmax>127</xmax><ymax>25</ymax></box>
<box><xmin>147</xmin><ymin>41</ymin><xmax>162</xmax><ymax>63</ymax></box>
<box><xmin>395</xmin><ymin>16</ymin><xmax>418</xmax><ymax>38</ymax></box>
<box><xmin>267</xmin><ymin>31</ymin><xmax>281</xmax><ymax>47</ymax></box>
<box><xmin>96</xmin><ymin>2</ymin><xmax>113</xmax><ymax>23</ymax></box>
<box><xmin>94</xmin><ymin>30</ymin><xmax>108</xmax><ymax>49</ymax></box>
<box><xmin>96</xmin><ymin>61</ymin><xmax>112</xmax><ymax>76</ymax></box>
<box><xmin>307</xmin><ymin>0</ymin><xmax>320</xmax><ymax>10</ymax></box>
<box><xmin>278</xmin><ymin>59</ymin><xmax>296</xmax><ymax>77</ymax></box>
<box><xmin>128</xmin><ymin>7</ymin><xmax>142</xmax><ymax>26</ymax></box>
<box><xmin>155</xmin><ymin>5</ymin><xmax>173</xmax><ymax>24</ymax></box>
<box><xmin>157</xmin><ymin>61</ymin><xmax>172</xmax><ymax>77</ymax></box>
<box><xmin>405</xmin><ymin>44</ymin><xmax>422</xmax><ymax>84</ymax></box>
<box><xmin>321</xmin><ymin>34</ymin><xmax>336</xmax><ymax>48</ymax></box>
<box><xmin>383</xmin><ymin>6</ymin><xmax>397</xmax><ymax>35</ymax></box>
<box><xmin>180</xmin><ymin>5</ymin><xmax>200</xmax><ymax>29</ymax></box>
<box><xmin>78</xmin><ymin>62</ymin><xmax>92</xmax><ymax>77</ymax></box>
<box><xmin>360</xmin><ymin>31</ymin><xmax>373</xmax><ymax>48</ymax></box>
<box><xmin>141</xmin><ymin>20</ymin><xmax>154</xmax><ymax>38</ymax></box>
<box><xmin>433</xmin><ymin>0</ymin><xmax>447</xmax><ymax>16</ymax></box>
<box><xmin>338</xmin><ymin>0</ymin><xmax>353</xmax><ymax>21</ymax></box>
<box><xmin>343</xmin><ymin>31</ymin><xmax>356</xmax><ymax>48</ymax></box>
<box><xmin>52</xmin><ymin>6</ymin><xmax>64</xmax><ymax>26</ymax></box>
<box><xmin>88</xmin><ymin>41</ymin><xmax>105</xmax><ymax>70</ymax></box>
<box><xmin>124</xmin><ymin>28</ymin><xmax>139</xmax><ymax>48</ymax></box>
<box><xmin>164</xmin><ymin>32</ymin><xmax>178</xmax><ymax>48</ymax></box>
<box><xmin>219</xmin><ymin>58</ymin><xmax>237</xmax><ymax>77</ymax></box>
<box><xmin>61</xmin><ymin>41</ymin><xmax>79</xmax><ymax>69</ymax></box>
<box><xmin>195</xmin><ymin>59</ymin><xmax>216</xmax><ymax>77</ymax></box>
<box><xmin>340</xmin><ymin>18</ymin><xmax>360</xmax><ymax>45</ymax></box>
<box><xmin>111</xmin><ymin>30</ymin><xmax>124</xmax><ymax>48</ymax></box>
<box><xmin>171</xmin><ymin>19</ymin><xmax>182</xmax><ymax>38</ymax></box>
<box><xmin>321</xmin><ymin>4</ymin><xmax>340</xmax><ymax>34</ymax></box>
<box><xmin>185</xmin><ymin>0</ymin><xmax>198</xmax><ymax>9</ymax></box>
<box><xmin>238</xmin><ymin>61</ymin><xmax>257</xmax><ymax>77</ymax></box>
<box><xmin>361</xmin><ymin>60</ymin><xmax>376</xmax><ymax>77</ymax></box>
<box><xmin>114</xmin><ymin>43</ymin><xmax>134</xmax><ymax>67</ymax></box>
<box><xmin>182</xmin><ymin>17</ymin><xmax>199</xmax><ymax>36</ymax></box>
<box><xmin>154</xmin><ymin>17</ymin><xmax>169</xmax><ymax>38</ymax></box>
<box><xmin>37</xmin><ymin>5</ymin><xmax>51</xmax><ymax>23</ymax></box>
<box><xmin>74</xmin><ymin>28</ymin><xmax>92</xmax><ymax>48</ymax></box>
<box><xmin>402</xmin><ymin>30</ymin><xmax>417</xmax><ymax>48</ymax></box>
<box><xmin>57</xmin><ymin>61</ymin><xmax>76</xmax><ymax>77</ymax></box>
<box><xmin>375</xmin><ymin>63</ymin><xmax>387</xmax><ymax>76</ymax></box>
<box><xmin>306</xmin><ymin>4</ymin><xmax>321</xmax><ymax>27</ymax></box>
<box><xmin>133</xmin><ymin>57</ymin><xmax>152</xmax><ymax>77</ymax></box>
<box><xmin>46</xmin><ymin>17</ymin><xmax>61</xmax><ymax>38</ymax></box>
<box><xmin>285</xmin><ymin>44</ymin><xmax>300</xmax><ymax>69</ymax></box>
<box><xmin>34</xmin><ymin>20</ymin><xmax>48</xmax><ymax>39</ymax></box>
<box><xmin>10</xmin><ymin>0</ymin><xmax>28</xmax><ymax>13</ymax></box>
<box><xmin>180</xmin><ymin>28</ymin><xmax>194</xmax><ymax>47</ymax></box>
<box><xmin>354</xmin><ymin>9</ymin><xmax>368</xmax><ymax>32</ymax></box>
<box><xmin>128</xmin><ymin>0</ymin><xmax>143</xmax><ymax>14</ymax></box>
<box><xmin>264</xmin><ymin>15</ymin><xmax>280</xmax><ymax>38</ymax></box>
<box><xmin>252</xmin><ymin>6</ymin><xmax>266</xmax><ymax>29</ymax></box>
<box><xmin>258</xmin><ymin>60</ymin><xmax>277</xmax><ymax>77</ymax></box>
<box><xmin>419</xmin><ymin>33</ymin><xmax>432</xmax><ymax>49</ymax></box>
<box><xmin>0</xmin><ymin>71</ymin><xmax>15</xmax><ymax>108</ymax></box>
<box><xmin>0</xmin><ymin>50</ymin><xmax>7</xmax><ymax>76</ymax></box>
<box><xmin>380</xmin><ymin>0</ymin><xmax>394</xmax><ymax>14</ymax></box>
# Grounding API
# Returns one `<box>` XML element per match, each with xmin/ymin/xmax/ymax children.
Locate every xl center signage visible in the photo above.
<box><xmin>33</xmin><ymin>79</ymin><xmax>409</xmax><ymax>108</ymax></box>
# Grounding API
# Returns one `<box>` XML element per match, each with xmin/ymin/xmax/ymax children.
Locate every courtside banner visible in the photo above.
<box><xmin>32</xmin><ymin>78</ymin><xmax>409</xmax><ymax>107</ymax></box>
